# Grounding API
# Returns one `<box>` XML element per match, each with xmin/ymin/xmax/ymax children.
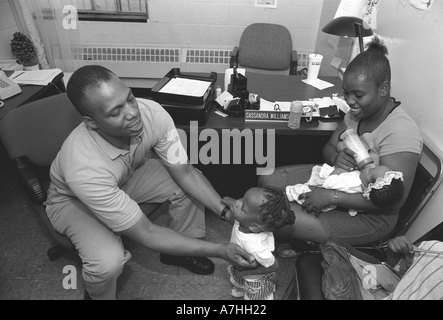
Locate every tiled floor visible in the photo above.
<box><xmin>0</xmin><ymin>154</ymin><xmax>298</xmax><ymax>300</ymax></box>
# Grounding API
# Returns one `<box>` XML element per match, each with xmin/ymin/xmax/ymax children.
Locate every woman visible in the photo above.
<box><xmin>258</xmin><ymin>36</ymin><xmax>422</xmax><ymax>246</ymax></box>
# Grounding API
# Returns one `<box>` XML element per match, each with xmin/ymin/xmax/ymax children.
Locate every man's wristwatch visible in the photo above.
<box><xmin>221</xmin><ymin>205</ymin><xmax>230</xmax><ymax>221</ymax></box>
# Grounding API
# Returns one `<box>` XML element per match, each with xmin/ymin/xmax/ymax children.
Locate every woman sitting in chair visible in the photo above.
<box><xmin>257</xmin><ymin>36</ymin><xmax>423</xmax><ymax>246</ymax></box>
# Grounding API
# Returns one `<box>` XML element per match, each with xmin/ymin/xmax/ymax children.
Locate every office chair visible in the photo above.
<box><xmin>0</xmin><ymin>93</ymin><xmax>161</xmax><ymax>261</ymax></box>
<box><xmin>230</xmin><ymin>23</ymin><xmax>298</xmax><ymax>75</ymax></box>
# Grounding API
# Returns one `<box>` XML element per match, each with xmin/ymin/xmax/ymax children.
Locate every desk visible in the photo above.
<box><xmin>0</xmin><ymin>72</ymin><xmax>65</xmax><ymax>120</ymax></box>
<box><xmin>172</xmin><ymin>73</ymin><xmax>343</xmax><ymax>197</ymax></box>
<box><xmin>177</xmin><ymin>73</ymin><xmax>342</xmax><ymax>135</ymax></box>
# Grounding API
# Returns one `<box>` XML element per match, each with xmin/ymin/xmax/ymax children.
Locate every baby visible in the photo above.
<box><xmin>286</xmin><ymin>162</ymin><xmax>405</xmax><ymax>216</ymax></box>
<box><xmin>223</xmin><ymin>186</ymin><xmax>295</xmax><ymax>300</ymax></box>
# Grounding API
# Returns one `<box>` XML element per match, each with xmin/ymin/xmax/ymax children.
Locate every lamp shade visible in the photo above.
<box><xmin>322</xmin><ymin>16</ymin><xmax>373</xmax><ymax>53</ymax></box>
<box><xmin>322</xmin><ymin>16</ymin><xmax>373</xmax><ymax>38</ymax></box>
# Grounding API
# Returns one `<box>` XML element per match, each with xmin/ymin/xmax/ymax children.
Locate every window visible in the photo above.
<box><xmin>76</xmin><ymin>0</ymin><xmax>149</xmax><ymax>22</ymax></box>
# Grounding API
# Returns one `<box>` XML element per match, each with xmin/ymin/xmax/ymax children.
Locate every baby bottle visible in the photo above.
<box><xmin>341</xmin><ymin>128</ymin><xmax>373</xmax><ymax>169</ymax></box>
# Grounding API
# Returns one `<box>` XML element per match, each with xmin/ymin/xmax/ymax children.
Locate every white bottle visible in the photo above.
<box><xmin>341</xmin><ymin>128</ymin><xmax>373</xmax><ymax>169</ymax></box>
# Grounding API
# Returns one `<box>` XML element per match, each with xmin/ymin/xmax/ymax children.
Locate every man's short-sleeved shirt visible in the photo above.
<box><xmin>45</xmin><ymin>98</ymin><xmax>187</xmax><ymax>232</ymax></box>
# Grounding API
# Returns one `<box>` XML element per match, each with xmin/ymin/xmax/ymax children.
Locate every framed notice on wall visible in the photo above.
<box><xmin>255</xmin><ymin>0</ymin><xmax>277</xmax><ymax>9</ymax></box>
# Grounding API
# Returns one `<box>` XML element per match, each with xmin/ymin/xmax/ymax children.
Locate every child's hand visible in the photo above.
<box><xmin>388</xmin><ymin>236</ymin><xmax>414</xmax><ymax>255</ymax></box>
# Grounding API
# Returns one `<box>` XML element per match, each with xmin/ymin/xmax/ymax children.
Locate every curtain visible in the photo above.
<box><xmin>16</xmin><ymin>0</ymin><xmax>81</xmax><ymax>72</ymax></box>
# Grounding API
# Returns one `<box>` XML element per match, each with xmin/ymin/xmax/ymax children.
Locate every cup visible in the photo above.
<box><xmin>306</xmin><ymin>54</ymin><xmax>323</xmax><ymax>83</ymax></box>
<box><xmin>224</xmin><ymin>68</ymin><xmax>246</xmax><ymax>91</ymax></box>
<box><xmin>288</xmin><ymin>101</ymin><xmax>303</xmax><ymax>129</ymax></box>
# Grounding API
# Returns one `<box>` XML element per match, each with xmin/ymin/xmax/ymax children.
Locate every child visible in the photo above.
<box><xmin>286</xmin><ymin>162</ymin><xmax>404</xmax><ymax>216</ymax></box>
<box><xmin>224</xmin><ymin>186</ymin><xmax>295</xmax><ymax>300</ymax></box>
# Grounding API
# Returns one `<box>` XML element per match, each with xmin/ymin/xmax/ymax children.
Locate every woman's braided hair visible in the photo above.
<box><xmin>259</xmin><ymin>186</ymin><xmax>296</xmax><ymax>231</ymax></box>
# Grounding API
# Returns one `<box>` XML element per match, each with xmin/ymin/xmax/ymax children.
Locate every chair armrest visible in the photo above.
<box><xmin>15</xmin><ymin>157</ymin><xmax>47</xmax><ymax>205</ymax></box>
<box><xmin>230</xmin><ymin>46</ymin><xmax>239</xmax><ymax>68</ymax></box>
<box><xmin>290</xmin><ymin>49</ymin><xmax>298</xmax><ymax>75</ymax></box>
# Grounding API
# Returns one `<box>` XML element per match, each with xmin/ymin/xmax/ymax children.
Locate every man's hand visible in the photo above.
<box><xmin>224</xmin><ymin>243</ymin><xmax>258</xmax><ymax>269</ymax></box>
<box><xmin>221</xmin><ymin>197</ymin><xmax>236</xmax><ymax>224</ymax></box>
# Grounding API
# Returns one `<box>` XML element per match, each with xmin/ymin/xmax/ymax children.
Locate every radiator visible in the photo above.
<box><xmin>55</xmin><ymin>45</ymin><xmax>308</xmax><ymax>86</ymax></box>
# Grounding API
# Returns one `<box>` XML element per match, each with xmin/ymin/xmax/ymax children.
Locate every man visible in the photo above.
<box><xmin>44</xmin><ymin>65</ymin><xmax>256</xmax><ymax>300</ymax></box>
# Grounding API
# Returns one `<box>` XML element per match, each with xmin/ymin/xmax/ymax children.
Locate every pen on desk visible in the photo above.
<box><xmin>12</xmin><ymin>71</ymin><xmax>24</xmax><ymax>79</ymax></box>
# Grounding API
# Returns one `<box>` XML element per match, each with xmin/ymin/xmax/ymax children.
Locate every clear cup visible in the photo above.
<box><xmin>288</xmin><ymin>101</ymin><xmax>303</xmax><ymax>129</ymax></box>
<box><xmin>307</xmin><ymin>54</ymin><xmax>323</xmax><ymax>82</ymax></box>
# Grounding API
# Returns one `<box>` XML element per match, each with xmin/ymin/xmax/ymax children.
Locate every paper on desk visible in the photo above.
<box><xmin>260</xmin><ymin>98</ymin><xmax>286</xmax><ymax>111</ymax></box>
<box><xmin>11</xmin><ymin>68</ymin><xmax>62</xmax><ymax>85</ymax></box>
<box><xmin>333</xmin><ymin>96</ymin><xmax>350</xmax><ymax>113</ymax></box>
<box><xmin>260</xmin><ymin>96</ymin><xmax>349</xmax><ymax>117</ymax></box>
<box><xmin>260</xmin><ymin>99</ymin><xmax>321</xmax><ymax>117</ymax></box>
<box><xmin>159</xmin><ymin>78</ymin><xmax>210</xmax><ymax>97</ymax></box>
<box><xmin>302</xmin><ymin>78</ymin><xmax>335</xmax><ymax>90</ymax></box>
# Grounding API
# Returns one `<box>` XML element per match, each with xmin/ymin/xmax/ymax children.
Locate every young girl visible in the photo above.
<box><xmin>223</xmin><ymin>186</ymin><xmax>295</xmax><ymax>300</ymax></box>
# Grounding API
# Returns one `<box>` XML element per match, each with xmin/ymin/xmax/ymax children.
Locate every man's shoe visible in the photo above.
<box><xmin>160</xmin><ymin>254</ymin><xmax>215</xmax><ymax>275</ymax></box>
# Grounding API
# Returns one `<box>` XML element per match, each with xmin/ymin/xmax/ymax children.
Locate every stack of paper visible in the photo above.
<box><xmin>159</xmin><ymin>78</ymin><xmax>210</xmax><ymax>97</ymax></box>
<box><xmin>10</xmin><ymin>68</ymin><xmax>62</xmax><ymax>86</ymax></box>
<box><xmin>301</xmin><ymin>78</ymin><xmax>335</xmax><ymax>90</ymax></box>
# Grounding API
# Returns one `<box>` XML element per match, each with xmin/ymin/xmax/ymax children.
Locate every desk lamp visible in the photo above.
<box><xmin>322</xmin><ymin>16</ymin><xmax>373</xmax><ymax>53</ymax></box>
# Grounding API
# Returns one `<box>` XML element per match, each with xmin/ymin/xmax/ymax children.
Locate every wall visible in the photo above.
<box><xmin>315</xmin><ymin>0</ymin><xmax>353</xmax><ymax>77</ymax></box>
<box><xmin>373</xmin><ymin>1</ymin><xmax>443</xmax><ymax>242</ymax></box>
<box><xmin>5</xmin><ymin>0</ymin><xmax>325</xmax><ymax>86</ymax></box>
<box><xmin>0</xmin><ymin>0</ymin><xmax>20</xmax><ymax>60</ymax></box>
<box><xmin>78</xmin><ymin>0</ymin><xmax>323</xmax><ymax>55</ymax></box>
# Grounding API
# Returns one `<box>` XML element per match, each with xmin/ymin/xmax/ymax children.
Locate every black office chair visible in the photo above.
<box><xmin>230</xmin><ymin>23</ymin><xmax>298</xmax><ymax>75</ymax></box>
<box><xmin>0</xmin><ymin>93</ymin><xmax>161</xmax><ymax>261</ymax></box>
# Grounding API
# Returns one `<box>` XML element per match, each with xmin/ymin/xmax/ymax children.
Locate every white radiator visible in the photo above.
<box><xmin>55</xmin><ymin>45</ymin><xmax>308</xmax><ymax>86</ymax></box>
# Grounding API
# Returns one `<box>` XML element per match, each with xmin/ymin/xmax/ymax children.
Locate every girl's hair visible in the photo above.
<box><xmin>345</xmin><ymin>36</ymin><xmax>391</xmax><ymax>87</ymax></box>
<box><xmin>259</xmin><ymin>186</ymin><xmax>295</xmax><ymax>231</ymax></box>
<box><xmin>66</xmin><ymin>65</ymin><xmax>116</xmax><ymax>117</ymax></box>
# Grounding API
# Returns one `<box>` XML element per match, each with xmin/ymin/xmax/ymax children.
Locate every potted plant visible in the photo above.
<box><xmin>10</xmin><ymin>31</ymin><xmax>39</xmax><ymax>70</ymax></box>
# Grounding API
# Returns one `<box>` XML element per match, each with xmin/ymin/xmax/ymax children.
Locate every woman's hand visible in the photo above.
<box><xmin>299</xmin><ymin>187</ymin><xmax>333</xmax><ymax>216</ymax></box>
<box><xmin>333</xmin><ymin>148</ymin><xmax>358</xmax><ymax>171</ymax></box>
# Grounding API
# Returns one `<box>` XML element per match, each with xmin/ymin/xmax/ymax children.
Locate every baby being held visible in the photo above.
<box><xmin>286</xmin><ymin>162</ymin><xmax>404</xmax><ymax>216</ymax></box>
